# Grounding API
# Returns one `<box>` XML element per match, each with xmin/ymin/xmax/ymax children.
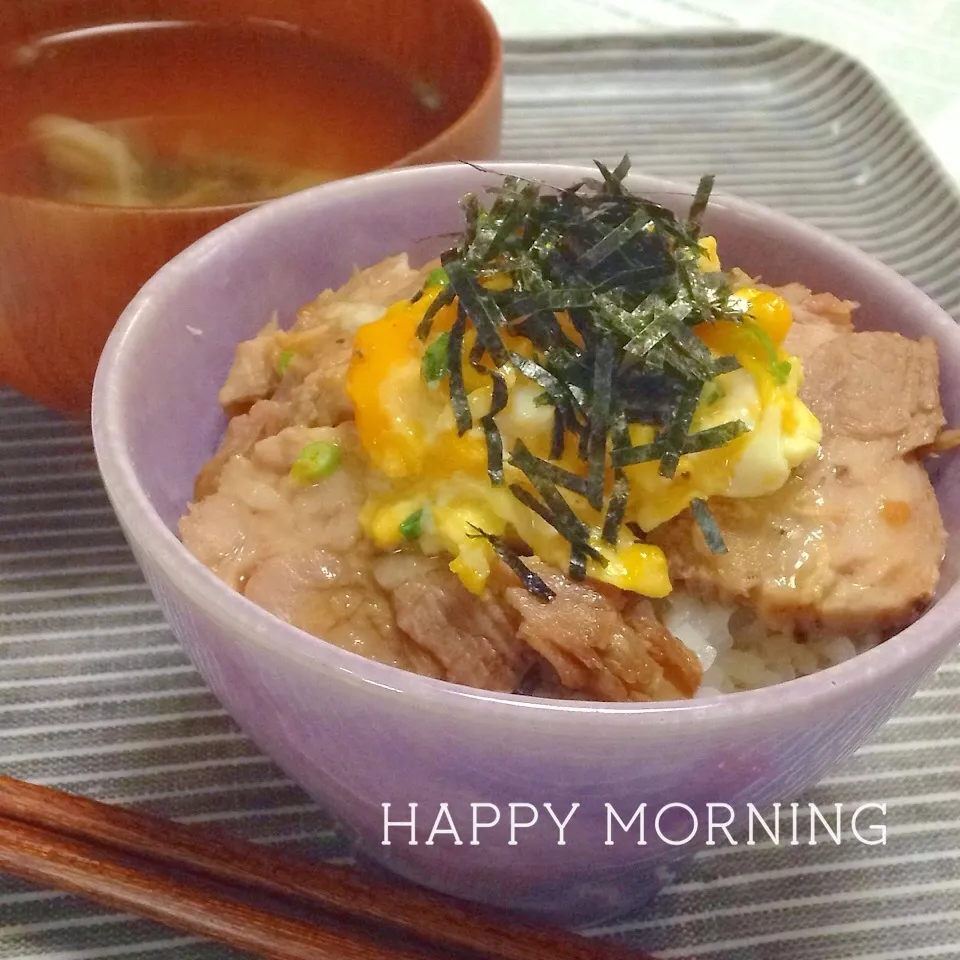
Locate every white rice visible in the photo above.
<box><xmin>659</xmin><ymin>594</ymin><xmax>880</xmax><ymax>697</ymax></box>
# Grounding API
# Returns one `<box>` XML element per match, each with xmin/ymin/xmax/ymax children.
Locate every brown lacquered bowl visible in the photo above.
<box><xmin>0</xmin><ymin>0</ymin><xmax>502</xmax><ymax>415</ymax></box>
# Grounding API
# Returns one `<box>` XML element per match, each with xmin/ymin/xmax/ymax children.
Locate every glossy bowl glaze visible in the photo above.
<box><xmin>92</xmin><ymin>163</ymin><xmax>960</xmax><ymax>926</ymax></box>
<box><xmin>0</xmin><ymin>0</ymin><xmax>501</xmax><ymax>415</ymax></box>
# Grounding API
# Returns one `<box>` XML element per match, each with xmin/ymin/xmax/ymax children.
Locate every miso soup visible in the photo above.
<box><xmin>0</xmin><ymin>20</ymin><xmax>447</xmax><ymax>206</ymax></box>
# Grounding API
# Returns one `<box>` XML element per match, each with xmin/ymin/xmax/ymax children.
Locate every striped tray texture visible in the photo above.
<box><xmin>2</xmin><ymin>32</ymin><xmax>959</xmax><ymax>960</ymax></box>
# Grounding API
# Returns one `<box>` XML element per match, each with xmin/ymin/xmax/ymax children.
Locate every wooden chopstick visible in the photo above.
<box><xmin>0</xmin><ymin>777</ymin><xmax>657</xmax><ymax>960</ymax></box>
<box><xmin>0</xmin><ymin>814</ymin><xmax>434</xmax><ymax>960</ymax></box>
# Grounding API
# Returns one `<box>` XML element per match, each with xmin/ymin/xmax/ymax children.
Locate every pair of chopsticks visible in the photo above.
<box><xmin>0</xmin><ymin>776</ymin><xmax>658</xmax><ymax>960</ymax></box>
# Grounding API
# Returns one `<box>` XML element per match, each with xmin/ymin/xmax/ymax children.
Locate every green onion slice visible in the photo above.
<box><xmin>290</xmin><ymin>441</ymin><xmax>341</xmax><ymax>483</ymax></box>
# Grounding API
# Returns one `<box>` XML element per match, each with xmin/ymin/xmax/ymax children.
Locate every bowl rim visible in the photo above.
<box><xmin>0</xmin><ymin>0</ymin><xmax>502</xmax><ymax>215</ymax></box>
<box><xmin>93</xmin><ymin>160</ymin><xmax>960</xmax><ymax>731</ymax></box>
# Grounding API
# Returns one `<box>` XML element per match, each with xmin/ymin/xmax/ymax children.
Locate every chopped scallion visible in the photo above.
<box><xmin>290</xmin><ymin>441</ymin><xmax>341</xmax><ymax>483</ymax></box>
<box><xmin>742</xmin><ymin>320</ymin><xmax>792</xmax><ymax>385</ymax></box>
<box><xmin>399</xmin><ymin>509</ymin><xmax>424</xmax><ymax>541</ymax></box>
<box><xmin>421</xmin><ymin>332</ymin><xmax>450</xmax><ymax>384</ymax></box>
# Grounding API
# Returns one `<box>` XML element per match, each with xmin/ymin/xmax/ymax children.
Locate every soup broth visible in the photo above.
<box><xmin>0</xmin><ymin>20</ymin><xmax>447</xmax><ymax>206</ymax></box>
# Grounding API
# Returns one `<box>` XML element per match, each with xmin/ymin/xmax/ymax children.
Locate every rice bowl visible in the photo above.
<box><xmin>92</xmin><ymin>162</ymin><xmax>960</xmax><ymax>921</ymax></box>
<box><xmin>176</xmin><ymin>164</ymin><xmax>953</xmax><ymax>701</ymax></box>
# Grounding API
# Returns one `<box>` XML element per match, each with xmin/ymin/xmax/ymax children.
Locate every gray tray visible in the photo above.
<box><xmin>2</xmin><ymin>31</ymin><xmax>959</xmax><ymax>960</ymax></box>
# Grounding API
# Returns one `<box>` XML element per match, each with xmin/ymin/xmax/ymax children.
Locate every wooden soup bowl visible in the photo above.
<box><xmin>0</xmin><ymin>0</ymin><xmax>502</xmax><ymax>415</ymax></box>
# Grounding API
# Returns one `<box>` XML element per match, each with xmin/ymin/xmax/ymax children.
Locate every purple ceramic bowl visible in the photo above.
<box><xmin>92</xmin><ymin>163</ymin><xmax>960</xmax><ymax>925</ymax></box>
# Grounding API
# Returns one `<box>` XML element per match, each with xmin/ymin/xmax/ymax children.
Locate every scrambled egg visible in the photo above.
<box><xmin>345</xmin><ymin>239</ymin><xmax>821</xmax><ymax>598</ymax></box>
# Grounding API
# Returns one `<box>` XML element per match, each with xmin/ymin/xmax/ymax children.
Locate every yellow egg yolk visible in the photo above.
<box><xmin>346</xmin><ymin>241</ymin><xmax>821</xmax><ymax>598</ymax></box>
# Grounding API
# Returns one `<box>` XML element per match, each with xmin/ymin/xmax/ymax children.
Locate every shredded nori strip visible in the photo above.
<box><xmin>690</xmin><ymin>497</ymin><xmax>727</xmax><ymax>553</ymax></box>
<box><xmin>611</xmin><ymin>440</ymin><xmax>665</xmax><ymax>468</ymax></box>
<box><xmin>481</xmin><ymin>418</ymin><xmax>504</xmax><ymax>485</ymax></box>
<box><xmin>510</xmin><ymin>442</ymin><xmax>606</xmax><ymax>565</ymax></box>
<box><xmin>610</xmin><ymin>412</ymin><xmax>632</xmax><ymax>452</ymax></box>
<box><xmin>445</xmin><ymin>261</ymin><xmax>510</xmax><ymax>367</ymax></box>
<box><xmin>466</xmin><ymin>524</ymin><xmax>555</xmax><ymax>601</ymax></box>
<box><xmin>508</xmin><ymin>483</ymin><xmax>557</xmax><ymax>528</ymax></box>
<box><xmin>550</xmin><ymin>407</ymin><xmax>566</xmax><ymax>460</ymax></box>
<box><xmin>508</xmin><ymin>484</ymin><xmax>605</xmax><ymax>569</ymax></box>
<box><xmin>578</xmin><ymin>208</ymin><xmax>655</xmax><ymax>271</ymax></box>
<box><xmin>713</xmin><ymin>355</ymin><xmax>741</xmax><ymax>375</ymax></box>
<box><xmin>586</xmin><ymin>335</ymin><xmax>615</xmax><ymax>510</ymax></box>
<box><xmin>488</xmin><ymin>369</ymin><xmax>509</xmax><ymax>417</ymax></box>
<box><xmin>687</xmin><ymin>174</ymin><xmax>715</xmax><ymax>238</ymax></box>
<box><xmin>468</xmin><ymin>336</ymin><xmax>487</xmax><ymax>371</ymax></box>
<box><xmin>447</xmin><ymin>306</ymin><xmax>471</xmax><ymax>435</ymax></box>
<box><xmin>509</xmin><ymin>352</ymin><xmax>582</xmax><ymax>418</ymax></box>
<box><xmin>480</xmin><ymin>371</ymin><xmax>509</xmax><ymax>485</ymax></box>
<box><xmin>659</xmin><ymin>387</ymin><xmax>701</xmax><ymax>479</ymax></box>
<box><xmin>601</xmin><ymin>470</ymin><xmax>630</xmax><ymax>544</ymax></box>
<box><xmin>624</xmin><ymin>318</ymin><xmax>675</xmax><ymax>363</ymax></box>
<box><xmin>459</xmin><ymin>192</ymin><xmax>482</xmax><ymax>246</ymax></box>
<box><xmin>682</xmin><ymin>419</ymin><xmax>748</xmax><ymax>453</ymax></box>
<box><xmin>416</xmin><ymin>285</ymin><xmax>456</xmax><ymax>340</ymax></box>
<box><xmin>510</xmin><ymin>441</ymin><xmax>591</xmax><ymax>498</ymax></box>
<box><xmin>593</xmin><ymin>156</ymin><xmax>631</xmax><ymax>195</ymax></box>
<box><xmin>499</xmin><ymin>288</ymin><xmax>597</xmax><ymax>316</ymax></box>
<box><xmin>569</xmin><ymin>545</ymin><xmax>588</xmax><ymax>581</ymax></box>
<box><xmin>509</xmin><ymin>311</ymin><xmax>580</xmax><ymax>357</ymax></box>
<box><xmin>420</xmin><ymin>156</ymin><xmax>760</xmax><ymax>597</ymax></box>
<box><xmin>577</xmin><ymin>419</ymin><xmax>591</xmax><ymax>461</ymax></box>
<box><xmin>611</xmin><ymin>418</ymin><xmax>747</xmax><ymax>467</ymax></box>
